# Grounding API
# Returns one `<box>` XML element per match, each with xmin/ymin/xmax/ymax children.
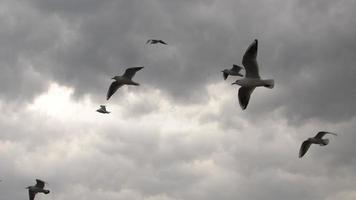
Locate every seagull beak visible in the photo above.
<box><xmin>231</xmin><ymin>82</ymin><xmax>237</xmax><ymax>85</ymax></box>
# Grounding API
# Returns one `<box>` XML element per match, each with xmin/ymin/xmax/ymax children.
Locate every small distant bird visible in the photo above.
<box><xmin>146</xmin><ymin>39</ymin><xmax>167</xmax><ymax>45</ymax></box>
<box><xmin>107</xmin><ymin>67</ymin><xmax>144</xmax><ymax>100</ymax></box>
<box><xmin>221</xmin><ymin>64</ymin><xmax>243</xmax><ymax>80</ymax></box>
<box><xmin>299</xmin><ymin>131</ymin><xmax>337</xmax><ymax>158</ymax></box>
<box><xmin>96</xmin><ymin>105</ymin><xmax>110</xmax><ymax>114</ymax></box>
<box><xmin>232</xmin><ymin>39</ymin><xmax>274</xmax><ymax>110</ymax></box>
<box><xmin>26</xmin><ymin>179</ymin><xmax>50</xmax><ymax>200</ymax></box>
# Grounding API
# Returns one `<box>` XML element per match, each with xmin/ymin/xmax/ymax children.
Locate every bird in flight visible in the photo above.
<box><xmin>96</xmin><ymin>105</ymin><xmax>110</xmax><ymax>114</ymax></box>
<box><xmin>299</xmin><ymin>131</ymin><xmax>337</xmax><ymax>158</ymax></box>
<box><xmin>146</xmin><ymin>39</ymin><xmax>167</xmax><ymax>45</ymax></box>
<box><xmin>232</xmin><ymin>39</ymin><xmax>274</xmax><ymax>110</ymax></box>
<box><xmin>221</xmin><ymin>64</ymin><xmax>243</xmax><ymax>80</ymax></box>
<box><xmin>26</xmin><ymin>179</ymin><xmax>50</xmax><ymax>200</ymax></box>
<box><xmin>107</xmin><ymin>67</ymin><xmax>144</xmax><ymax>100</ymax></box>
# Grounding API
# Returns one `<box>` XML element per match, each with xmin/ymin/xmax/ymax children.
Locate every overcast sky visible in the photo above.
<box><xmin>1</xmin><ymin>0</ymin><xmax>356</xmax><ymax>200</ymax></box>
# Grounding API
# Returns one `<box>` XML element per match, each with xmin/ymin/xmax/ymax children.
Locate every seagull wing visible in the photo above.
<box><xmin>35</xmin><ymin>179</ymin><xmax>45</xmax><ymax>189</ymax></box>
<box><xmin>146</xmin><ymin>39</ymin><xmax>152</xmax><ymax>44</ymax></box>
<box><xmin>315</xmin><ymin>131</ymin><xmax>337</xmax><ymax>139</ymax></box>
<box><xmin>122</xmin><ymin>67</ymin><xmax>144</xmax><ymax>80</ymax></box>
<box><xmin>232</xmin><ymin>64</ymin><xmax>243</xmax><ymax>72</ymax></box>
<box><xmin>100</xmin><ymin>105</ymin><xmax>107</xmax><ymax>112</ymax></box>
<box><xmin>299</xmin><ymin>140</ymin><xmax>312</xmax><ymax>158</ymax></box>
<box><xmin>223</xmin><ymin>72</ymin><xmax>228</xmax><ymax>80</ymax></box>
<box><xmin>242</xmin><ymin>39</ymin><xmax>260</xmax><ymax>78</ymax></box>
<box><xmin>159</xmin><ymin>40</ymin><xmax>167</xmax><ymax>45</ymax></box>
<box><xmin>106</xmin><ymin>81</ymin><xmax>123</xmax><ymax>100</ymax></box>
<box><xmin>28</xmin><ymin>190</ymin><xmax>36</xmax><ymax>200</ymax></box>
<box><xmin>238</xmin><ymin>87</ymin><xmax>255</xmax><ymax>110</ymax></box>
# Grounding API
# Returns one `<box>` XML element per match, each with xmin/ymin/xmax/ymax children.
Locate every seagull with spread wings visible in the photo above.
<box><xmin>96</xmin><ymin>105</ymin><xmax>110</xmax><ymax>114</ymax></box>
<box><xmin>221</xmin><ymin>64</ymin><xmax>243</xmax><ymax>80</ymax></box>
<box><xmin>299</xmin><ymin>131</ymin><xmax>337</xmax><ymax>158</ymax></box>
<box><xmin>26</xmin><ymin>179</ymin><xmax>50</xmax><ymax>200</ymax></box>
<box><xmin>107</xmin><ymin>67</ymin><xmax>144</xmax><ymax>100</ymax></box>
<box><xmin>232</xmin><ymin>39</ymin><xmax>274</xmax><ymax>110</ymax></box>
<box><xmin>146</xmin><ymin>39</ymin><xmax>167</xmax><ymax>45</ymax></box>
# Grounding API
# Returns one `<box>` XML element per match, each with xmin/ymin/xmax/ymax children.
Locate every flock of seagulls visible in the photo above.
<box><xmin>2</xmin><ymin>38</ymin><xmax>338</xmax><ymax>200</ymax></box>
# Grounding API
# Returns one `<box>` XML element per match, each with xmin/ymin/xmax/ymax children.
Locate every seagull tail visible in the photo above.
<box><xmin>263</xmin><ymin>79</ymin><xmax>274</xmax><ymax>89</ymax></box>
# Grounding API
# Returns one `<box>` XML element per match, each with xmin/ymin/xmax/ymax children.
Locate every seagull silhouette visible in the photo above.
<box><xmin>146</xmin><ymin>39</ymin><xmax>167</xmax><ymax>45</ymax></box>
<box><xmin>26</xmin><ymin>179</ymin><xmax>50</xmax><ymax>200</ymax></box>
<box><xmin>96</xmin><ymin>105</ymin><xmax>110</xmax><ymax>114</ymax></box>
<box><xmin>299</xmin><ymin>131</ymin><xmax>337</xmax><ymax>158</ymax></box>
<box><xmin>107</xmin><ymin>67</ymin><xmax>144</xmax><ymax>100</ymax></box>
<box><xmin>221</xmin><ymin>64</ymin><xmax>243</xmax><ymax>80</ymax></box>
<box><xmin>232</xmin><ymin>39</ymin><xmax>274</xmax><ymax>110</ymax></box>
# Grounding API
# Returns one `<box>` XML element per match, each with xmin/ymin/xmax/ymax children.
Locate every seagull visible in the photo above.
<box><xmin>146</xmin><ymin>39</ymin><xmax>167</xmax><ymax>45</ymax></box>
<box><xmin>221</xmin><ymin>64</ymin><xmax>243</xmax><ymax>80</ymax></box>
<box><xmin>232</xmin><ymin>39</ymin><xmax>274</xmax><ymax>110</ymax></box>
<box><xmin>299</xmin><ymin>131</ymin><xmax>337</xmax><ymax>158</ymax></box>
<box><xmin>26</xmin><ymin>179</ymin><xmax>50</xmax><ymax>200</ymax></box>
<box><xmin>96</xmin><ymin>105</ymin><xmax>110</xmax><ymax>114</ymax></box>
<box><xmin>107</xmin><ymin>67</ymin><xmax>144</xmax><ymax>100</ymax></box>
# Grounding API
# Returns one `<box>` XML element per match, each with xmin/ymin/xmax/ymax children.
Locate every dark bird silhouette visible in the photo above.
<box><xmin>26</xmin><ymin>179</ymin><xmax>50</xmax><ymax>200</ymax></box>
<box><xmin>299</xmin><ymin>131</ymin><xmax>337</xmax><ymax>158</ymax></box>
<box><xmin>146</xmin><ymin>39</ymin><xmax>167</xmax><ymax>45</ymax></box>
<box><xmin>107</xmin><ymin>67</ymin><xmax>144</xmax><ymax>100</ymax></box>
<box><xmin>96</xmin><ymin>105</ymin><xmax>110</xmax><ymax>114</ymax></box>
<box><xmin>221</xmin><ymin>64</ymin><xmax>243</xmax><ymax>80</ymax></box>
<box><xmin>231</xmin><ymin>39</ymin><xmax>274</xmax><ymax>110</ymax></box>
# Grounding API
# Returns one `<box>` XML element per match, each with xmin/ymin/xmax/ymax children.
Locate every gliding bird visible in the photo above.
<box><xmin>232</xmin><ymin>39</ymin><xmax>274</xmax><ymax>110</ymax></box>
<box><xmin>26</xmin><ymin>179</ymin><xmax>50</xmax><ymax>200</ymax></box>
<box><xmin>96</xmin><ymin>105</ymin><xmax>110</xmax><ymax>114</ymax></box>
<box><xmin>299</xmin><ymin>131</ymin><xmax>337</xmax><ymax>158</ymax></box>
<box><xmin>221</xmin><ymin>64</ymin><xmax>243</xmax><ymax>80</ymax></box>
<box><xmin>107</xmin><ymin>67</ymin><xmax>144</xmax><ymax>100</ymax></box>
<box><xmin>146</xmin><ymin>39</ymin><xmax>167</xmax><ymax>45</ymax></box>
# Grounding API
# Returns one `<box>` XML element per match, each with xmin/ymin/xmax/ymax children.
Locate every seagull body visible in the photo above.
<box><xmin>146</xmin><ymin>39</ymin><xmax>167</xmax><ymax>45</ymax></box>
<box><xmin>232</xmin><ymin>39</ymin><xmax>274</xmax><ymax>110</ymax></box>
<box><xmin>222</xmin><ymin>64</ymin><xmax>243</xmax><ymax>80</ymax></box>
<box><xmin>299</xmin><ymin>131</ymin><xmax>337</xmax><ymax>158</ymax></box>
<box><xmin>97</xmin><ymin>105</ymin><xmax>110</xmax><ymax>114</ymax></box>
<box><xmin>107</xmin><ymin>67</ymin><xmax>144</xmax><ymax>100</ymax></box>
<box><xmin>27</xmin><ymin>179</ymin><xmax>50</xmax><ymax>200</ymax></box>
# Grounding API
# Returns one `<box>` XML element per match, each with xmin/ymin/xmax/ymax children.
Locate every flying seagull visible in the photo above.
<box><xmin>299</xmin><ymin>131</ymin><xmax>337</xmax><ymax>158</ymax></box>
<box><xmin>26</xmin><ymin>179</ymin><xmax>50</xmax><ymax>200</ymax></box>
<box><xmin>146</xmin><ymin>39</ymin><xmax>167</xmax><ymax>45</ymax></box>
<box><xmin>96</xmin><ymin>105</ymin><xmax>110</xmax><ymax>114</ymax></box>
<box><xmin>232</xmin><ymin>39</ymin><xmax>274</xmax><ymax>110</ymax></box>
<box><xmin>107</xmin><ymin>66</ymin><xmax>144</xmax><ymax>100</ymax></box>
<box><xmin>221</xmin><ymin>64</ymin><xmax>243</xmax><ymax>80</ymax></box>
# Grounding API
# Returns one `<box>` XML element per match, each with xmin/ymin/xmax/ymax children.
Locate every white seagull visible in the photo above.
<box><xmin>221</xmin><ymin>64</ymin><xmax>243</xmax><ymax>80</ymax></box>
<box><xmin>26</xmin><ymin>179</ymin><xmax>50</xmax><ymax>200</ymax></box>
<box><xmin>146</xmin><ymin>39</ymin><xmax>167</xmax><ymax>45</ymax></box>
<box><xmin>96</xmin><ymin>105</ymin><xmax>110</xmax><ymax>114</ymax></box>
<box><xmin>107</xmin><ymin>67</ymin><xmax>144</xmax><ymax>100</ymax></box>
<box><xmin>299</xmin><ymin>131</ymin><xmax>338</xmax><ymax>158</ymax></box>
<box><xmin>232</xmin><ymin>39</ymin><xmax>274</xmax><ymax>110</ymax></box>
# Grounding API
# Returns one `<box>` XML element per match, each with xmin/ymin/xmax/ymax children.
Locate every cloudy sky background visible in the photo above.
<box><xmin>1</xmin><ymin>0</ymin><xmax>356</xmax><ymax>199</ymax></box>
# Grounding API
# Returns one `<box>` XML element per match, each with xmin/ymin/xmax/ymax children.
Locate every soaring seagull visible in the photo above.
<box><xmin>221</xmin><ymin>64</ymin><xmax>243</xmax><ymax>80</ymax></box>
<box><xmin>146</xmin><ymin>39</ymin><xmax>167</xmax><ymax>45</ymax></box>
<box><xmin>26</xmin><ymin>179</ymin><xmax>50</xmax><ymax>200</ymax></box>
<box><xmin>232</xmin><ymin>39</ymin><xmax>274</xmax><ymax>110</ymax></box>
<box><xmin>96</xmin><ymin>105</ymin><xmax>110</xmax><ymax>114</ymax></box>
<box><xmin>299</xmin><ymin>131</ymin><xmax>337</xmax><ymax>158</ymax></box>
<box><xmin>107</xmin><ymin>67</ymin><xmax>144</xmax><ymax>100</ymax></box>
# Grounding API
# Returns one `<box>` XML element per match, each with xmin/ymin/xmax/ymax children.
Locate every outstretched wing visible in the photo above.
<box><xmin>232</xmin><ymin>64</ymin><xmax>243</xmax><ymax>72</ymax></box>
<box><xmin>242</xmin><ymin>39</ymin><xmax>260</xmax><ymax>78</ymax></box>
<box><xmin>122</xmin><ymin>67</ymin><xmax>144</xmax><ymax>80</ymax></box>
<box><xmin>158</xmin><ymin>40</ymin><xmax>167</xmax><ymax>45</ymax></box>
<box><xmin>28</xmin><ymin>190</ymin><xmax>36</xmax><ymax>200</ymax></box>
<box><xmin>146</xmin><ymin>39</ymin><xmax>152</xmax><ymax>44</ymax></box>
<box><xmin>35</xmin><ymin>179</ymin><xmax>45</xmax><ymax>189</ymax></box>
<box><xmin>299</xmin><ymin>140</ymin><xmax>312</xmax><ymax>158</ymax></box>
<box><xmin>238</xmin><ymin>87</ymin><xmax>255</xmax><ymax>110</ymax></box>
<box><xmin>315</xmin><ymin>131</ymin><xmax>337</xmax><ymax>139</ymax></box>
<box><xmin>106</xmin><ymin>81</ymin><xmax>123</xmax><ymax>100</ymax></box>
